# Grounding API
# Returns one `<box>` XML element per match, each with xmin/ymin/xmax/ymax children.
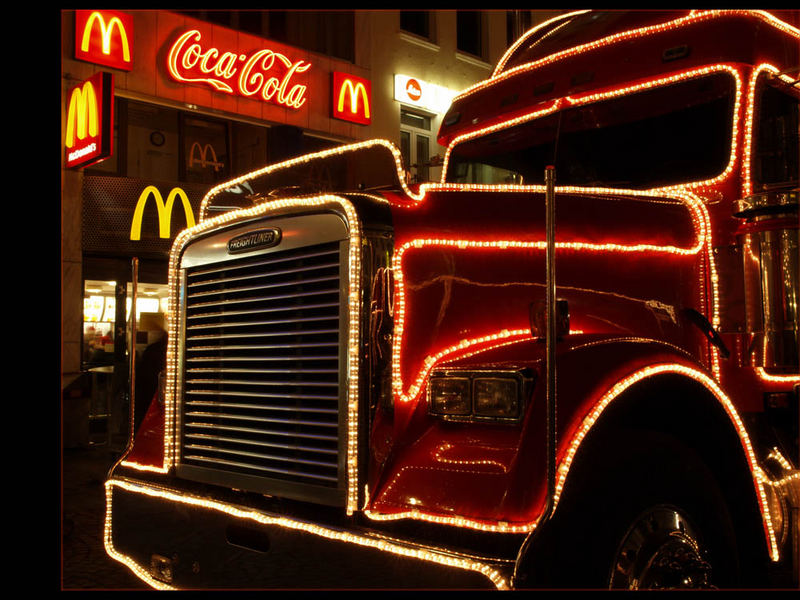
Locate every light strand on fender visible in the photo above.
<box><xmin>104</xmin><ymin>479</ymin><xmax>509</xmax><ymax>590</ymax></box>
<box><xmin>551</xmin><ymin>363</ymin><xmax>780</xmax><ymax>562</ymax></box>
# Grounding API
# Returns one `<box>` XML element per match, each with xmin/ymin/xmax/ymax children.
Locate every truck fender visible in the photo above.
<box><xmin>515</xmin><ymin>338</ymin><xmax>778</xmax><ymax>585</ymax></box>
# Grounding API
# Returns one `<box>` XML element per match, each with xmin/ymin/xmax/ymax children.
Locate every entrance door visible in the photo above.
<box><xmin>400</xmin><ymin>109</ymin><xmax>432</xmax><ymax>184</ymax></box>
<box><xmin>82</xmin><ymin>258</ymin><xmax>170</xmax><ymax>449</ymax></box>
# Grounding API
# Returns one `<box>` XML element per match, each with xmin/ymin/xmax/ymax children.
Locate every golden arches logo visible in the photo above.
<box><xmin>338</xmin><ymin>79</ymin><xmax>370</xmax><ymax>118</ymax></box>
<box><xmin>130</xmin><ymin>186</ymin><xmax>196</xmax><ymax>241</ymax></box>
<box><xmin>189</xmin><ymin>142</ymin><xmax>224</xmax><ymax>171</ymax></box>
<box><xmin>65</xmin><ymin>80</ymin><xmax>98</xmax><ymax>149</ymax></box>
<box><xmin>81</xmin><ymin>11</ymin><xmax>131</xmax><ymax>62</ymax></box>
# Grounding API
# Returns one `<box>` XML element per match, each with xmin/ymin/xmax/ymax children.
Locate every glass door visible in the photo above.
<box><xmin>400</xmin><ymin>108</ymin><xmax>433</xmax><ymax>184</ymax></box>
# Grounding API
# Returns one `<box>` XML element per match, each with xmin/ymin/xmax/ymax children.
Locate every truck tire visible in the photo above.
<box><xmin>515</xmin><ymin>429</ymin><xmax>743</xmax><ymax>589</ymax></box>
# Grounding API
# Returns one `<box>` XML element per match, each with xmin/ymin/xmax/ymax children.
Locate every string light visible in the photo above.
<box><xmin>155</xmin><ymin>194</ymin><xmax>364</xmax><ymax>514</ymax></box>
<box><xmin>742</xmin><ymin>63</ymin><xmax>798</xmax><ymax>199</ymax></box>
<box><xmin>551</xmin><ymin>363</ymin><xmax>781</xmax><ymax>562</ymax></box>
<box><xmin>198</xmin><ymin>139</ymin><xmax>424</xmax><ymax>221</ymax></box>
<box><xmin>390</xmin><ymin>180</ymin><xmax>717</xmax><ymax>403</ymax></box>
<box><xmin>104</xmin><ymin>479</ymin><xmax>510</xmax><ymax>590</ymax></box>
<box><xmin>456</xmin><ymin>10</ymin><xmax>799</xmax><ymax>104</ymax></box>
<box><xmin>492</xmin><ymin>10</ymin><xmax>591</xmax><ymax>77</ymax></box>
<box><xmin>442</xmin><ymin>64</ymin><xmax>744</xmax><ymax>190</ymax></box>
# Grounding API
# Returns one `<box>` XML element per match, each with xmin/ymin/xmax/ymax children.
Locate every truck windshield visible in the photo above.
<box><xmin>445</xmin><ymin>72</ymin><xmax>735</xmax><ymax>189</ymax></box>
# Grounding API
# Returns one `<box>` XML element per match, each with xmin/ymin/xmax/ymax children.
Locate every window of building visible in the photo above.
<box><xmin>231</xmin><ymin>121</ymin><xmax>268</xmax><ymax>178</ymax></box>
<box><xmin>182</xmin><ymin>115</ymin><xmax>230</xmax><ymax>185</ymax></box>
<box><xmin>268</xmin><ymin>11</ymin><xmax>354</xmax><ymax>62</ymax></box>
<box><xmin>400</xmin><ymin>11</ymin><xmax>432</xmax><ymax>40</ymax></box>
<box><xmin>176</xmin><ymin>10</ymin><xmax>354</xmax><ymax>62</ymax></box>
<box><xmin>88</xmin><ymin>99</ymin><xmax>273</xmax><ymax>184</ymax></box>
<box><xmin>400</xmin><ymin>108</ymin><xmax>432</xmax><ymax>183</ymax></box>
<box><xmin>506</xmin><ymin>10</ymin><xmax>533</xmax><ymax>46</ymax></box>
<box><xmin>457</xmin><ymin>10</ymin><xmax>483</xmax><ymax>58</ymax></box>
<box><xmin>125</xmin><ymin>101</ymin><xmax>180</xmax><ymax>182</ymax></box>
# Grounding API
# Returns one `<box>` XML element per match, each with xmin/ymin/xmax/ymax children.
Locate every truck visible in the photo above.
<box><xmin>104</xmin><ymin>9</ymin><xmax>799</xmax><ymax>589</ymax></box>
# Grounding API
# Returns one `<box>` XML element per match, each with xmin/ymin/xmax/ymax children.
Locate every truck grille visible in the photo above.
<box><xmin>177</xmin><ymin>239</ymin><xmax>346</xmax><ymax>502</ymax></box>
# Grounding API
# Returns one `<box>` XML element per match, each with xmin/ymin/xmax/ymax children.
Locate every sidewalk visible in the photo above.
<box><xmin>61</xmin><ymin>444</ymin><xmax>149</xmax><ymax>590</ymax></box>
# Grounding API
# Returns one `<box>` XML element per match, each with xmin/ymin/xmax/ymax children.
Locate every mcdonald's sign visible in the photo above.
<box><xmin>332</xmin><ymin>72</ymin><xmax>371</xmax><ymax>125</ymax></box>
<box><xmin>188</xmin><ymin>142</ymin><xmax>224</xmax><ymax>172</ymax></box>
<box><xmin>74</xmin><ymin>10</ymin><xmax>133</xmax><ymax>71</ymax></box>
<box><xmin>130</xmin><ymin>186</ymin><xmax>197</xmax><ymax>241</ymax></box>
<box><xmin>65</xmin><ymin>71</ymin><xmax>114</xmax><ymax>169</ymax></box>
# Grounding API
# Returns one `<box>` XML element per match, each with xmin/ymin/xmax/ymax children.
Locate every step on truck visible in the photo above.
<box><xmin>104</xmin><ymin>10</ymin><xmax>800</xmax><ymax>589</ymax></box>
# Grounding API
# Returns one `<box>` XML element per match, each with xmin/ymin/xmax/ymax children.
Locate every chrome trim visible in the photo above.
<box><xmin>736</xmin><ymin>191</ymin><xmax>799</xmax><ymax>371</ymax></box>
<box><xmin>174</xmin><ymin>212</ymin><xmax>352</xmax><ymax>506</ymax></box>
<box><xmin>181</xmin><ymin>214</ymin><xmax>348</xmax><ymax>268</ymax></box>
<box><xmin>733</xmin><ymin>190</ymin><xmax>798</xmax><ymax>218</ymax></box>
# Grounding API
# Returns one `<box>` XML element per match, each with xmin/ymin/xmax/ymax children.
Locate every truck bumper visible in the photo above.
<box><xmin>104</xmin><ymin>478</ymin><xmax>509</xmax><ymax>590</ymax></box>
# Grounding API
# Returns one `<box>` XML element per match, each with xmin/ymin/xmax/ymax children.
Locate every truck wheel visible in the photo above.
<box><xmin>608</xmin><ymin>504</ymin><xmax>716</xmax><ymax>589</ymax></box>
<box><xmin>515</xmin><ymin>429</ymin><xmax>742</xmax><ymax>589</ymax></box>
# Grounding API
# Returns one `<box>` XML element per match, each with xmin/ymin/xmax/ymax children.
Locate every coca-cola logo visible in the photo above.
<box><xmin>166</xmin><ymin>30</ymin><xmax>311</xmax><ymax>110</ymax></box>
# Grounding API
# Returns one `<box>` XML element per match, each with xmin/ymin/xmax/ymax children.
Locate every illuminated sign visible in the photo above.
<box><xmin>394</xmin><ymin>74</ymin><xmax>457</xmax><ymax>114</ymax></box>
<box><xmin>65</xmin><ymin>71</ymin><xmax>114</xmax><ymax>169</ymax></box>
<box><xmin>166</xmin><ymin>29</ymin><xmax>311</xmax><ymax>110</ymax></box>
<box><xmin>74</xmin><ymin>10</ymin><xmax>133</xmax><ymax>71</ymax></box>
<box><xmin>130</xmin><ymin>186</ymin><xmax>196</xmax><ymax>241</ymax></box>
<box><xmin>332</xmin><ymin>72</ymin><xmax>371</xmax><ymax>125</ymax></box>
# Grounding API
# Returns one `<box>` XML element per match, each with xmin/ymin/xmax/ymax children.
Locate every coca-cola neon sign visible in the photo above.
<box><xmin>166</xmin><ymin>29</ymin><xmax>311</xmax><ymax>110</ymax></box>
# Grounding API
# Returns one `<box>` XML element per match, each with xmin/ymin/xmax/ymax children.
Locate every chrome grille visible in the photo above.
<box><xmin>178</xmin><ymin>239</ymin><xmax>346</xmax><ymax>501</ymax></box>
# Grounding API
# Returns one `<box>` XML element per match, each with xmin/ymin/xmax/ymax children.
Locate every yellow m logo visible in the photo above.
<box><xmin>130</xmin><ymin>186</ymin><xmax>196</xmax><ymax>241</ymax></box>
<box><xmin>337</xmin><ymin>79</ymin><xmax>370</xmax><ymax>118</ymax></box>
<box><xmin>189</xmin><ymin>142</ymin><xmax>224</xmax><ymax>171</ymax></box>
<box><xmin>65</xmin><ymin>81</ymin><xmax>98</xmax><ymax>148</ymax></box>
<box><xmin>81</xmin><ymin>11</ymin><xmax>131</xmax><ymax>62</ymax></box>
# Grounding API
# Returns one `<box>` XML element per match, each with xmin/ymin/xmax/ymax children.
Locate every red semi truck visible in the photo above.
<box><xmin>105</xmin><ymin>10</ymin><xmax>799</xmax><ymax>589</ymax></box>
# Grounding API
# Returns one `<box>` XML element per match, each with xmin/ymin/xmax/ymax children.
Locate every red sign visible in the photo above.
<box><xmin>332</xmin><ymin>72</ymin><xmax>371</xmax><ymax>125</ymax></box>
<box><xmin>74</xmin><ymin>10</ymin><xmax>133</xmax><ymax>71</ymax></box>
<box><xmin>65</xmin><ymin>72</ymin><xmax>114</xmax><ymax>169</ymax></box>
<box><xmin>166</xmin><ymin>29</ymin><xmax>311</xmax><ymax>110</ymax></box>
<box><xmin>405</xmin><ymin>78</ymin><xmax>422</xmax><ymax>102</ymax></box>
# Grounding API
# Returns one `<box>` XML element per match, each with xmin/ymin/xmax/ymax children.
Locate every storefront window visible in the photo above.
<box><xmin>231</xmin><ymin>121</ymin><xmax>268</xmax><ymax>178</ymax></box>
<box><xmin>126</xmin><ymin>100</ymin><xmax>180</xmax><ymax>182</ymax></box>
<box><xmin>182</xmin><ymin>115</ymin><xmax>230</xmax><ymax>184</ymax></box>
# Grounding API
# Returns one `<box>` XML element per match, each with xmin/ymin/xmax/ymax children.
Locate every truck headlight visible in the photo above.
<box><xmin>428</xmin><ymin>369</ymin><xmax>530</xmax><ymax>422</ymax></box>
<box><xmin>429</xmin><ymin>377</ymin><xmax>471</xmax><ymax>416</ymax></box>
<box><xmin>474</xmin><ymin>377</ymin><xmax>519</xmax><ymax>418</ymax></box>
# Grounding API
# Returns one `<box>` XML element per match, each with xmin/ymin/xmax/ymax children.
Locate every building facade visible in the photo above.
<box><xmin>60</xmin><ymin>9</ymin><xmax>562</xmax><ymax>446</ymax></box>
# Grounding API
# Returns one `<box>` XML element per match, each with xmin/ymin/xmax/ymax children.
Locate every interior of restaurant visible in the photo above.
<box><xmin>81</xmin><ymin>279</ymin><xmax>170</xmax><ymax>448</ymax></box>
